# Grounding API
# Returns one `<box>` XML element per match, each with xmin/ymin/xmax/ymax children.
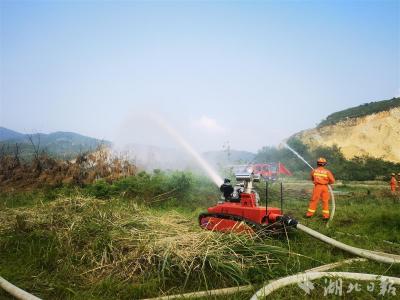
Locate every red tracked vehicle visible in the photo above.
<box><xmin>198</xmin><ymin>173</ymin><xmax>297</xmax><ymax>235</ymax></box>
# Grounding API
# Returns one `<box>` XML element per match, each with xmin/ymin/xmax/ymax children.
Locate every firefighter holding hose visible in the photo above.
<box><xmin>306</xmin><ymin>157</ymin><xmax>335</xmax><ymax>221</ymax></box>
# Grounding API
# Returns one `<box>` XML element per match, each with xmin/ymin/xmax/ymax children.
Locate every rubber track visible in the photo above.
<box><xmin>198</xmin><ymin>212</ymin><xmax>283</xmax><ymax>236</ymax></box>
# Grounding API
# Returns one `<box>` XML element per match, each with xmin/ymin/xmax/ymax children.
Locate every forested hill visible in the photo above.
<box><xmin>0</xmin><ymin>127</ymin><xmax>110</xmax><ymax>159</ymax></box>
<box><xmin>318</xmin><ymin>97</ymin><xmax>400</xmax><ymax>127</ymax></box>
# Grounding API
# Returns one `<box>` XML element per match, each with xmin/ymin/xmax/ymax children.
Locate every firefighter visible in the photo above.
<box><xmin>306</xmin><ymin>157</ymin><xmax>335</xmax><ymax>221</ymax></box>
<box><xmin>220</xmin><ymin>178</ymin><xmax>234</xmax><ymax>201</ymax></box>
<box><xmin>390</xmin><ymin>173</ymin><xmax>397</xmax><ymax>192</ymax></box>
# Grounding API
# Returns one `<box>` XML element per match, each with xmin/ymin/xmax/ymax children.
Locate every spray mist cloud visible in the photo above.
<box><xmin>151</xmin><ymin>114</ymin><xmax>224</xmax><ymax>187</ymax></box>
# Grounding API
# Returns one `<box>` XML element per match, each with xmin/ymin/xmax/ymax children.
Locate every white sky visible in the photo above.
<box><xmin>1</xmin><ymin>1</ymin><xmax>399</xmax><ymax>152</ymax></box>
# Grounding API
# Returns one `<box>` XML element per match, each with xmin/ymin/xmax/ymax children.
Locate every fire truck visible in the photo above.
<box><xmin>232</xmin><ymin>162</ymin><xmax>292</xmax><ymax>180</ymax></box>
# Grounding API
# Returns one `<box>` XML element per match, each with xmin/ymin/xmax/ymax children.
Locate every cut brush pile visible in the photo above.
<box><xmin>0</xmin><ymin>196</ymin><xmax>289</xmax><ymax>299</ymax></box>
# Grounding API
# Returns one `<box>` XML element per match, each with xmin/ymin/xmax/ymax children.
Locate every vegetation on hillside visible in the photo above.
<box><xmin>255</xmin><ymin>138</ymin><xmax>400</xmax><ymax>181</ymax></box>
<box><xmin>0</xmin><ymin>130</ymin><xmax>110</xmax><ymax>160</ymax></box>
<box><xmin>0</xmin><ymin>147</ymin><xmax>135</xmax><ymax>189</ymax></box>
<box><xmin>0</xmin><ymin>127</ymin><xmax>25</xmax><ymax>141</ymax></box>
<box><xmin>318</xmin><ymin>97</ymin><xmax>400</xmax><ymax>127</ymax></box>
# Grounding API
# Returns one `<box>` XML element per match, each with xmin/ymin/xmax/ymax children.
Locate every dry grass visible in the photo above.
<box><xmin>0</xmin><ymin>195</ymin><xmax>288</xmax><ymax>298</ymax></box>
<box><xmin>1</xmin><ymin>181</ymin><xmax>399</xmax><ymax>299</ymax></box>
<box><xmin>0</xmin><ymin>147</ymin><xmax>136</xmax><ymax>190</ymax></box>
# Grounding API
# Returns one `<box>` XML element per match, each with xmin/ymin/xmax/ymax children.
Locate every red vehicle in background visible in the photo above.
<box><xmin>251</xmin><ymin>162</ymin><xmax>292</xmax><ymax>180</ymax></box>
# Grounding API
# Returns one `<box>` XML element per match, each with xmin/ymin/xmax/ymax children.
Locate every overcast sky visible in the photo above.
<box><xmin>1</xmin><ymin>0</ymin><xmax>399</xmax><ymax>152</ymax></box>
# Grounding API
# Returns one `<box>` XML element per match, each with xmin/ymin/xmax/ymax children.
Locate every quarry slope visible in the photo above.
<box><xmin>294</xmin><ymin>106</ymin><xmax>400</xmax><ymax>163</ymax></box>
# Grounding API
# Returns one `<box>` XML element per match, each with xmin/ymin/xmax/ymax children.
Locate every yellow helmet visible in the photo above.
<box><xmin>392</xmin><ymin>173</ymin><xmax>396</xmax><ymax>176</ymax></box>
<box><xmin>317</xmin><ymin>157</ymin><xmax>327</xmax><ymax>165</ymax></box>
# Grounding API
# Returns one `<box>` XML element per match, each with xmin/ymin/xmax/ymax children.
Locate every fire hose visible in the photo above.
<box><xmin>295</xmin><ymin>223</ymin><xmax>400</xmax><ymax>264</ymax></box>
<box><xmin>326</xmin><ymin>185</ymin><xmax>335</xmax><ymax>227</ymax></box>
<box><xmin>3</xmin><ymin>220</ymin><xmax>399</xmax><ymax>300</ymax></box>
<box><xmin>248</xmin><ymin>222</ymin><xmax>400</xmax><ymax>299</ymax></box>
<box><xmin>141</xmin><ymin>215</ymin><xmax>400</xmax><ymax>300</ymax></box>
<box><xmin>250</xmin><ymin>272</ymin><xmax>400</xmax><ymax>299</ymax></box>
<box><xmin>141</xmin><ymin>258</ymin><xmax>366</xmax><ymax>300</ymax></box>
<box><xmin>0</xmin><ymin>276</ymin><xmax>41</xmax><ymax>300</ymax></box>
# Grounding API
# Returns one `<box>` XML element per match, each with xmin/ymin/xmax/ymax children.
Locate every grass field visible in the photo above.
<box><xmin>0</xmin><ymin>178</ymin><xmax>399</xmax><ymax>299</ymax></box>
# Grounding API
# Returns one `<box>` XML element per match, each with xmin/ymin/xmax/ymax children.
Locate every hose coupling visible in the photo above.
<box><xmin>278</xmin><ymin>215</ymin><xmax>298</xmax><ymax>227</ymax></box>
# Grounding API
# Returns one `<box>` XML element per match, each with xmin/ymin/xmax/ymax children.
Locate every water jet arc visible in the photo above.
<box><xmin>152</xmin><ymin>115</ymin><xmax>224</xmax><ymax>187</ymax></box>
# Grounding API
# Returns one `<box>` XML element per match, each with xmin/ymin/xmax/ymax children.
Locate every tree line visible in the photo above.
<box><xmin>318</xmin><ymin>97</ymin><xmax>400</xmax><ymax>127</ymax></box>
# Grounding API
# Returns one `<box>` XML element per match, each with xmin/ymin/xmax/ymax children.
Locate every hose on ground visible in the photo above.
<box><xmin>296</xmin><ymin>223</ymin><xmax>400</xmax><ymax>264</ymax></box>
<box><xmin>326</xmin><ymin>184</ymin><xmax>335</xmax><ymax>227</ymax></box>
<box><xmin>142</xmin><ymin>221</ymin><xmax>400</xmax><ymax>300</ymax></box>
<box><xmin>250</xmin><ymin>271</ymin><xmax>400</xmax><ymax>299</ymax></box>
<box><xmin>141</xmin><ymin>285</ymin><xmax>253</xmax><ymax>300</ymax></box>
<box><xmin>140</xmin><ymin>258</ymin><xmax>365</xmax><ymax>300</ymax></box>
<box><xmin>0</xmin><ymin>276</ymin><xmax>42</xmax><ymax>300</ymax></box>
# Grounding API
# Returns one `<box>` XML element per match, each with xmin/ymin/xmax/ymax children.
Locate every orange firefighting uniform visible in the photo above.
<box><xmin>306</xmin><ymin>166</ymin><xmax>335</xmax><ymax>219</ymax></box>
<box><xmin>390</xmin><ymin>176</ymin><xmax>397</xmax><ymax>192</ymax></box>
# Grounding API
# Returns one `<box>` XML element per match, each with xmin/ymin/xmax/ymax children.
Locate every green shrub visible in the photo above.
<box><xmin>88</xmin><ymin>179</ymin><xmax>115</xmax><ymax>199</ymax></box>
<box><xmin>85</xmin><ymin>170</ymin><xmax>195</xmax><ymax>203</ymax></box>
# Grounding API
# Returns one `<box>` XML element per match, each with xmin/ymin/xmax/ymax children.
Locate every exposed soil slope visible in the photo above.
<box><xmin>295</xmin><ymin>106</ymin><xmax>400</xmax><ymax>162</ymax></box>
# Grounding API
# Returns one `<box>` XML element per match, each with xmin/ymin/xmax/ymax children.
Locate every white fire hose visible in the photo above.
<box><xmin>0</xmin><ymin>276</ymin><xmax>41</xmax><ymax>300</ymax></box>
<box><xmin>296</xmin><ymin>223</ymin><xmax>400</xmax><ymax>264</ymax></box>
<box><xmin>251</xmin><ymin>272</ymin><xmax>400</xmax><ymax>299</ymax></box>
<box><xmin>326</xmin><ymin>185</ymin><xmax>335</xmax><ymax>227</ymax></box>
<box><xmin>249</xmin><ymin>223</ymin><xmax>400</xmax><ymax>299</ymax></box>
<box><xmin>141</xmin><ymin>258</ymin><xmax>366</xmax><ymax>300</ymax></box>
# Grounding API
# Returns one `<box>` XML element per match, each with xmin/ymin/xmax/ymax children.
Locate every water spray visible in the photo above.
<box><xmin>282</xmin><ymin>142</ymin><xmax>335</xmax><ymax>225</ymax></box>
<box><xmin>283</xmin><ymin>143</ymin><xmax>314</xmax><ymax>170</ymax></box>
<box><xmin>146</xmin><ymin>122</ymin><xmax>400</xmax><ymax>299</ymax></box>
<box><xmin>151</xmin><ymin>114</ymin><xmax>224</xmax><ymax>187</ymax></box>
